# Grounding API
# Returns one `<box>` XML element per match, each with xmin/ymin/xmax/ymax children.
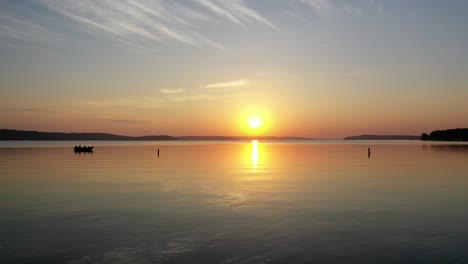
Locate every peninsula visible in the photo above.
<box><xmin>421</xmin><ymin>128</ymin><xmax>468</xmax><ymax>141</ymax></box>
<box><xmin>0</xmin><ymin>129</ymin><xmax>312</xmax><ymax>141</ymax></box>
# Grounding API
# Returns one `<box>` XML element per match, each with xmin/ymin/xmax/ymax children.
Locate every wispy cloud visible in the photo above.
<box><xmin>300</xmin><ymin>0</ymin><xmax>334</xmax><ymax>18</ymax></box>
<box><xmin>160</xmin><ymin>89</ymin><xmax>186</xmax><ymax>94</ymax></box>
<box><xmin>196</xmin><ymin>0</ymin><xmax>242</xmax><ymax>25</ymax></box>
<box><xmin>195</xmin><ymin>0</ymin><xmax>275</xmax><ymax>29</ymax></box>
<box><xmin>83</xmin><ymin>92</ymin><xmax>247</xmax><ymax>109</ymax></box>
<box><xmin>1</xmin><ymin>0</ymin><xmax>379</xmax><ymax>54</ymax></box>
<box><xmin>37</xmin><ymin>0</ymin><xmax>199</xmax><ymax>53</ymax></box>
<box><xmin>300</xmin><ymin>0</ymin><xmax>377</xmax><ymax>18</ymax></box>
<box><xmin>0</xmin><ymin>14</ymin><xmax>62</xmax><ymax>48</ymax></box>
<box><xmin>203</xmin><ymin>79</ymin><xmax>250</xmax><ymax>89</ymax></box>
<box><xmin>166</xmin><ymin>92</ymin><xmax>248</xmax><ymax>103</ymax></box>
<box><xmin>0</xmin><ymin>106</ymin><xmax>54</xmax><ymax>113</ymax></box>
<box><xmin>29</xmin><ymin>0</ymin><xmax>274</xmax><ymax>53</ymax></box>
<box><xmin>83</xmin><ymin>97</ymin><xmax>166</xmax><ymax>108</ymax></box>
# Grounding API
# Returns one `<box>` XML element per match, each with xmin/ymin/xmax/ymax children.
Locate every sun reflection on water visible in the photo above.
<box><xmin>251</xmin><ymin>140</ymin><xmax>258</xmax><ymax>172</ymax></box>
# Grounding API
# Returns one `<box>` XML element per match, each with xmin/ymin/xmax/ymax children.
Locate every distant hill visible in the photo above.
<box><xmin>0</xmin><ymin>129</ymin><xmax>177</xmax><ymax>141</ymax></box>
<box><xmin>178</xmin><ymin>136</ymin><xmax>238</xmax><ymax>141</ymax></box>
<box><xmin>344</xmin><ymin>134</ymin><xmax>420</xmax><ymax>140</ymax></box>
<box><xmin>0</xmin><ymin>129</ymin><xmax>313</xmax><ymax>141</ymax></box>
<box><xmin>421</xmin><ymin>128</ymin><xmax>468</xmax><ymax>141</ymax></box>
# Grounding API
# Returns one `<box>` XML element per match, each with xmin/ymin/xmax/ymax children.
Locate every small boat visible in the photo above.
<box><xmin>74</xmin><ymin>145</ymin><xmax>94</xmax><ymax>153</ymax></box>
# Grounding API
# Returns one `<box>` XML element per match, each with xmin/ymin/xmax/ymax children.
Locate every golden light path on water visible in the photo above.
<box><xmin>251</xmin><ymin>140</ymin><xmax>258</xmax><ymax>172</ymax></box>
<box><xmin>242</xmin><ymin>139</ymin><xmax>272</xmax><ymax>181</ymax></box>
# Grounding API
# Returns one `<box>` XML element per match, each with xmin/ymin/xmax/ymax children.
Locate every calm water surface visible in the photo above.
<box><xmin>1</xmin><ymin>141</ymin><xmax>468</xmax><ymax>264</ymax></box>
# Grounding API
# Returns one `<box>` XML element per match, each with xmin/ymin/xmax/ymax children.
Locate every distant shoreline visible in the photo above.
<box><xmin>346</xmin><ymin>128</ymin><xmax>468</xmax><ymax>141</ymax></box>
<box><xmin>344</xmin><ymin>134</ymin><xmax>420</xmax><ymax>140</ymax></box>
<box><xmin>0</xmin><ymin>129</ymin><xmax>313</xmax><ymax>141</ymax></box>
<box><xmin>3</xmin><ymin>128</ymin><xmax>467</xmax><ymax>142</ymax></box>
<box><xmin>421</xmin><ymin>128</ymin><xmax>468</xmax><ymax>142</ymax></box>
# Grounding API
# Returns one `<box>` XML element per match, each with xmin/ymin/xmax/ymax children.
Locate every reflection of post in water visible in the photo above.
<box><xmin>252</xmin><ymin>140</ymin><xmax>259</xmax><ymax>171</ymax></box>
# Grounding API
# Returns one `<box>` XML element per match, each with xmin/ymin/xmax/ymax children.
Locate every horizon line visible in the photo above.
<box><xmin>0</xmin><ymin>128</ymin><xmax>424</xmax><ymax>141</ymax></box>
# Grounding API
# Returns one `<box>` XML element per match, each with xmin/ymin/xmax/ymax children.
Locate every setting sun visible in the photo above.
<box><xmin>248</xmin><ymin>116</ymin><xmax>262</xmax><ymax>130</ymax></box>
<box><xmin>238</xmin><ymin>106</ymin><xmax>271</xmax><ymax>135</ymax></box>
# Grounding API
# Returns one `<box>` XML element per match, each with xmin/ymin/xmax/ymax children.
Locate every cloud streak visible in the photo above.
<box><xmin>0</xmin><ymin>106</ymin><xmax>55</xmax><ymax>113</ymax></box>
<box><xmin>1</xmin><ymin>1</ymin><xmax>379</xmax><ymax>53</ymax></box>
<box><xmin>203</xmin><ymin>79</ymin><xmax>250</xmax><ymax>89</ymax></box>
<box><xmin>31</xmin><ymin>0</ymin><xmax>275</xmax><ymax>53</ymax></box>
<box><xmin>0</xmin><ymin>14</ymin><xmax>62</xmax><ymax>48</ymax></box>
<box><xmin>83</xmin><ymin>92</ymin><xmax>247</xmax><ymax>109</ymax></box>
<box><xmin>300</xmin><ymin>0</ymin><xmax>377</xmax><ymax>18</ymax></box>
<box><xmin>300</xmin><ymin>0</ymin><xmax>334</xmax><ymax>18</ymax></box>
<box><xmin>160</xmin><ymin>89</ymin><xmax>186</xmax><ymax>94</ymax></box>
<box><xmin>195</xmin><ymin>0</ymin><xmax>275</xmax><ymax>29</ymax></box>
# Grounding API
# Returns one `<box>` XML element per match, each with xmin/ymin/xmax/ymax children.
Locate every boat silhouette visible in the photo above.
<box><xmin>74</xmin><ymin>145</ymin><xmax>94</xmax><ymax>153</ymax></box>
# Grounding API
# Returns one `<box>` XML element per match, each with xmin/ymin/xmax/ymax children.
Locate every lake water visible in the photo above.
<box><xmin>1</xmin><ymin>140</ymin><xmax>468</xmax><ymax>264</ymax></box>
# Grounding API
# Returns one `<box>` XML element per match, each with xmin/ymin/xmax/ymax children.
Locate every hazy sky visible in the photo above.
<box><xmin>1</xmin><ymin>0</ymin><xmax>467</xmax><ymax>138</ymax></box>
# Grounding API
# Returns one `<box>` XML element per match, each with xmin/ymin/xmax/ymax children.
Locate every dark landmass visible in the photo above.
<box><xmin>0</xmin><ymin>129</ymin><xmax>176</xmax><ymax>141</ymax></box>
<box><xmin>178</xmin><ymin>136</ymin><xmax>238</xmax><ymax>141</ymax></box>
<box><xmin>421</xmin><ymin>128</ymin><xmax>468</xmax><ymax>141</ymax></box>
<box><xmin>344</xmin><ymin>134</ymin><xmax>420</xmax><ymax>140</ymax></box>
<box><xmin>0</xmin><ymin>129</ymin><xmax>313</xmax><ymax>141</ymax></box>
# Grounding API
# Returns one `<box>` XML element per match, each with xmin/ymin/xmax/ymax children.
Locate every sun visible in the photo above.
<box><xmin>238</xmin><ymin>106</ymin><xmax>270</xmax><ymax>135</ymax></box>
<box><xmin>248</xmin><ymin>116</ymin><xmax>262</xmax><ymax>130</ymax></box>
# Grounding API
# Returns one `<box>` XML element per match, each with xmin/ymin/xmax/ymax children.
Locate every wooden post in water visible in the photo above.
<box><xmin>368</xmin><ymin>147</ymin><xmax>371</xmax><ymax>158</ymax></box>
<box><xmin>157</xmin><ymin>148</ymin><xmax>160</xmax><ymax>157</ymax></box>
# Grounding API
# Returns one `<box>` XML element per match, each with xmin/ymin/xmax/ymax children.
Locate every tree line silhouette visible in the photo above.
<box><xmin>421</xmin><ymin>128</ymin><xmax>468</xmax><ymax>141</ymax></box>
